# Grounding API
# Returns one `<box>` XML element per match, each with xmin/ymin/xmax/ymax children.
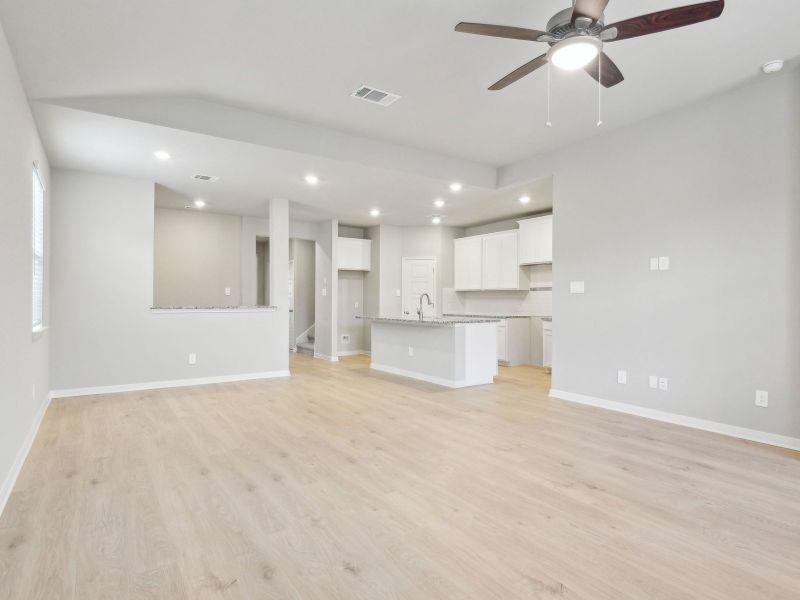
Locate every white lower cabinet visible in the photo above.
<box><xmin>542</xmin><ymin>320</ymin><xmax>552</xmax><ymax>368</ymax></box>
<box><xmin>495</xmin><ymin>318</ymin><xmax>531</xmax><ymax>366</ymax></box>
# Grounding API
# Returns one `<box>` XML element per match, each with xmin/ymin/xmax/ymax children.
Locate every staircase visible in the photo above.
<box><xmin>297</xmin><ymin>334</ymin><xmax>314</xmax><ymax>356</ymax></box>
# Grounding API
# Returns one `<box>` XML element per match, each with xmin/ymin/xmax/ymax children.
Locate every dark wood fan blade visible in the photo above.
<box><xmin>489</xmin><ymin>55</ymin><xmax>548</xmax><ymax>91</ymax></box>
<box><xmin>572</xmin><ymin>0</ymin><xmax>610</xmax><ymax>23</ymax></box>
<box><xmin>455</xmin><ymin>22</ymin><xmax>548</xmax><ymax>42</ymax></box>
<box><xmin>584</xmin><ymin>52</ymin><xmax>624</xmax><ymax>88</ymax></box>
<box><xmin>602</xmin><ymin>0</ymin><xmax>724</xmax><ymax>42</ymax></box>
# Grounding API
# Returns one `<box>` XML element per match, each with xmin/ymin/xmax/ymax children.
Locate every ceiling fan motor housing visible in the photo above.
<box><xmin>545</xmin><ymin>7</ymin><xmax>604</xmax><ymax>43</ymax></box>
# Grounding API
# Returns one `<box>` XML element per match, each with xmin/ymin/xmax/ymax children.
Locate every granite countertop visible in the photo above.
<box><xmin>444</xmin><ymin>313</ymin><xmax>531</xmax><ymax>319</ymax></box>
<box><xmin>151</xmin><ymin>305</ymin><xmax>278</xmax><ymax>312</ymax></box>
<box><xmin>358</xmin><ymin>316</ymin><xmax>500</xmax><ymax>327</ymax></box>
<box><xmin>541</xmin><ymin>317</ymin><xmax>552</xmax><ymax>322</ymax></box>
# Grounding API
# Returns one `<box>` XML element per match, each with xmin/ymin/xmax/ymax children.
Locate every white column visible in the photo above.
<box><xmin>269</xmin><ymin>198</ymin><xmax>290</xmax><ymax>370</ymax></box>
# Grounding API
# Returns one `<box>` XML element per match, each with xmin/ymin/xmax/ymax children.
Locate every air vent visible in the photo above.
<box><xmin>191</xmin><ymin>174</ymin><xmax>220</xmax><ymax>182</ymax></box>
<box><xmin>351</xmin><ymin>85</ymin><xmax>401</xmax><ymax>107</ymax></box>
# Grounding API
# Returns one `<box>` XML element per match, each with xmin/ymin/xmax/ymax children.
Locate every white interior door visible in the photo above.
<box><xmin>402</xmin><ymin>257</ymin><xmax>436</xmax><ymax>320</ymax></box>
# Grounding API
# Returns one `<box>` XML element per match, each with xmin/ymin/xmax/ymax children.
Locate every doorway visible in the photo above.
<box><xmin>401</xmin><ymin>257</ymin><xmax>436</xmax><ymax>320</ymax></box>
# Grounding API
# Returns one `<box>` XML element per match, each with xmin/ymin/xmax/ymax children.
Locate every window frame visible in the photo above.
<box><xmin>32</xmin><ymin>164</ymin><xmax>45</xmax><ymax>332</ymax></box>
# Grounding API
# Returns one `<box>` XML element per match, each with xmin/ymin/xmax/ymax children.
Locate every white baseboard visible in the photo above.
<box><xmin>313</xmin><ymin>352</ymin><xmax>339</xmax><ymax>362</ymax></box>
<box><xmin>337</xmin><ymin>350</ymin><xmax>370</xmax><ymax>357</ymax></box>
<box><xmin>50</xmin><ymin>370</ymin><xmax>291</xmax><ymax>399</ymax></box>
<box><xmin>370</xmin><ymin>363</ymin><xmax>493</xmax><ymax>389</ymax></box>
<box><xmin>0</xmin><ymin>394</ymin><xmax>51</xmax><ymax>517</ymax></box>
<box><xmin>549</xmin><ymin>389</ymin><xmax>800</xmax><ymax>452</ymax></box>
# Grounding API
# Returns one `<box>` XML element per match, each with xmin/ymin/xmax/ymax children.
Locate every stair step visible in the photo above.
<box><xmin>296</xmin><ymin>341</ymin><xmax>314</xmax><ymax>356</ymax></box>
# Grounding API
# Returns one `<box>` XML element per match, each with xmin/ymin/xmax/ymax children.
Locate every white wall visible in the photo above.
<box><xmin>503</xmin><ymin>70</ymin><xmax>800</xmax><ymax>442</ymax></box>
<box><xmin>154</xmin><ymin>207</ymin><xmax>242</xmax><ymax>306</ymax></box>
<box><xmin>314</xmin><ymin>220</ymin><xmax>338</xmax><ymax>359</ymax></box>
<box><xmin>290</xmin><ymin>238</ymin><xmax>315</xmax><ymax>341</ymax></box>
<box><xmin>50</xmin><ymin>170</ymin><xmax>289</xmax><ymax>392</ymax></box>
<box><xmin>0</xmin><ymin>21</ymin><xmax>52</xmax><ymax>512</ymax></box>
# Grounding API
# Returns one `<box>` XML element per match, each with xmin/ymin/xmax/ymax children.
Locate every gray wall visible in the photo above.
<box><xmin>50</xmin><ymin>170</ymin><xmax>289</xmax><ymax>391</ymax></box>
<box><xmin>0</xmin><ymin>22</ymin><xmax>52</xmax><ymax>509</ymax></box>
<box><xmin>338</xmin><ymin>271</ymin><xmax>365</xmax><ymax>353</ymax></box>
<box><xmin>154</xmin><ymin>207</ymin><xmax>242</xmax><ymax>306</ymax></box>
<box><xmin>290</xmin><ymin>238</ymin><xmax>315</xmax><ymax>341</ymax></box>
<box><xmin>506</xmin><ymin>71</ymin><xmax>800</xmax><ymax>440</ymax></box>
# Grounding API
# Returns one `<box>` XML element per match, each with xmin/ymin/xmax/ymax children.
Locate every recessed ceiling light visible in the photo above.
<box><xmin>431</xmin><ymin>215</ymin><xmax>442</xmax><ymax>225</ymax></box>
<box><xmin>153</xmin><ymin>150</ymin><xmax>171</xmax><ymax>161</ymax></box>
<box><xmin>193</xmin><ymin>199</ymin><xmax>206</xmax><ymax>208</ymax></box>
<box><xmin>519</xmin><ymin>195</ymin><xmax>531</xmax><ymax>205</ymax></box>
<box><xmin>449</xmin><ymin>182</ymin><xmax>462</xmax><ymax>192</ymax></box>
<box><xmin>370</xmin><ymin>208</ymin><xmax>381</xmax><ymax>217</ymax></box>
<box><xmin>762</xmin><ymin>59</ymin><xmax>784</xmax><ymax>74</ymax></box>
<box><xmin>305</xmin><ymin>174</ymin><xmax>319</xmax><ymax>185</ymax></box>
<box><xmin>548</xmin><ymin>37</ymin><xmax>601</xmax><ymax>71</ymax></box>
<box><xmin>434</xmin><ymin>198</ymin><xmax>445</xmax><ymax>208</ymax></box>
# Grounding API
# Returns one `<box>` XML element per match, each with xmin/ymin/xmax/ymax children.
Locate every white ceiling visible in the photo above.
<box><xmin>3</xmin><ymin>0</ymin><xmax>799</xmax><ymax>224</ymax></box>
<box><xmin>32</xmin><ymin>101</ymin><xmax>552</xmax><ymax>226</ymax></box>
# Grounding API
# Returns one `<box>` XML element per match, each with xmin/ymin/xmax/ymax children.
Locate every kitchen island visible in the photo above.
<box><xmin>358</xmin><ymin>316</ymin><xmax>499</xmax><ymax>388</ymax></box>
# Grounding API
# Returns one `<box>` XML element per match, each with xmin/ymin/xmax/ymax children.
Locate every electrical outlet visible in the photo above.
<box><xmin>395</xmin><ymin>289</ymin><xmax>401</xmax><ymax>297</ymax></box>
<box><xmin>755</xmin><ymin>390</ymin><xmax>769</xmax><ymax>408</ymax></box>
<box><xmin>649</xmin><ymin>375</ymin><xmax>658</xmax><ymax>389</ymax></box>
<box><xmin>341</xmin><ymin>334</ymin><xmax>350</xmax><ymax>344</ymax></box>
<box><xmin>650</xmin><ymin>257</ymin><xmax>660</xmax><ymax>271</ymax></box>
<box><xmin>188</xmin><ymin>353</ymin><xmax>197</xmax><ymax>365</ymax></box>
<box><xmin>322</xmin><ymin>288</ymin><xmax>327</xmax><ymax>297</ymax></box>
<box><xmin>408</xmin><ymin>346</ymin><xmax>414</xmax><ymax>357</ymax></box>
<box><xmin>569</xmin><ymin>281</ymin><xmax>585</xmax><ymax>294</ymax></box>
<box><xmin>224</xmin><ymin>287</ymin><xmax>231</xmax><ymax>296</ymax></box>
<box><xmin>659</xmin><ymin>256</ymin><xmax>670</xmax><ymax>271</ymax></box>
<box><xmin>658</xmin><ymin>377</ymin><xmax>669</xmax><ymax>391</ymax></box>
<box><xmin>617</xmin><ymin>370</ymin><xmax>627</xmax><ymax>385</ymax></box>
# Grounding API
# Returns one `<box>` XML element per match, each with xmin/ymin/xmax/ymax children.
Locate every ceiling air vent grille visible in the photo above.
<box><xmin>351</xmin><ymin>85</ymin><xmax>401</xmax><ymax>107</ymax></box>
<box><xmin>191</xmin><ymin>174</ymin><xmax>220</xmax><ymax>182</ymax></box>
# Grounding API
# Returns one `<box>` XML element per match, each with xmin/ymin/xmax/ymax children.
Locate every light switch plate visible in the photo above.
<box><xmin>755</xmin><ymin>390</ymin><xmax>769</xmax><ymax>408</ymax></box>
<box><xmin>396</xmin><ymin>289</ymin><xmax>401</xmax><ymax>297</ymax></box>
<box><xmin>649</xmin><ymin>375</ymin><xmax>658</xmax><ymax>389</ymax></box>
<box><xmin>408</xmin><ymin>346</ymin><xmax>414</xmax><ymax>357</ymax></box>
<box><xmin>188</xmin><ymin>353</ymin><xmax>197</xmax><ymax>365</ymax></box>
<box><xmin>354</xmin><ymin>301</ymin><xmax>359</xmax><ymax>309</ymax></box>
<box><xmin>650</xmin><ymin>257</ymin><xmax>660</xmax><ymax>271</ymax></box>
<box><xmin>224</xmin><ymin>287</ymin><xmax>231</xmax><ymax>296</ymax></box>
<box><xmin>322</xmin><ymin>288</ymin><xmax>327</xmax><ymax>297</ymax></box>
<box><xmin>569</xmin><ymin>281</ymin><xmax>585</xmax><ymax>294</ymax></box>
<box><xmin>617</xmin><ymin>370</ymin><xmax>627</xmax><ymax>385</ymax></box>
<box><xmin>659</xmin><ymin>256</ymin><xmax>670</xmax><ymax>271</ymax></box>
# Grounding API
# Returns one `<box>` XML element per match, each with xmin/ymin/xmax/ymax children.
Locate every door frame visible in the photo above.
<box><xmin>401</xmin><ymin>256</ymin><xmax>437</xmax><ymax>320</ymax></box>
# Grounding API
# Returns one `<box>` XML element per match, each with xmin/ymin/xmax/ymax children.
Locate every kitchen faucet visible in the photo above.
<box><xmin>417</xmin><ymin>293</ymin><xmax>434</xmax><ymax>321</ymax></box>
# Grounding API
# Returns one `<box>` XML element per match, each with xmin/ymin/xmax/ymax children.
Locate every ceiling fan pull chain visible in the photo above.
<box><xmin>597</xmin><ymin>56</ymin><xmax>603</xmax><ymax>127</ymax></box>
<box><xmin>546</xmin><ymin>60</ymin><xmax>552</xmax><ymax>128</ymax></box>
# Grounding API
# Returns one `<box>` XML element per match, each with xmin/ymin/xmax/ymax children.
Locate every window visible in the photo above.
<box><xmin>32</xmin><ymin>166</ymin><xmax>44</xmax><ymax>330</ymax></box>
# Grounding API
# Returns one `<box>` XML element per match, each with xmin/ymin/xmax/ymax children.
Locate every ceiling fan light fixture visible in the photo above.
<box><xmin>548</xmin><ymin>36</ymin><xmax>602</xmax><ymax>71</ymax></box>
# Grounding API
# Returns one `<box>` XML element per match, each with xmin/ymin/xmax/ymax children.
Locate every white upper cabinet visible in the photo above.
<box><xmin>481</xmin><ymin>230</ymin><xmax>519</xmax><ymax>290</ymax></box>
<box><xmin>454</xmin><ymin>236</ymin><xmax>483</xmax><ymax>291</ymax></box>
<box><xmin>338</xmin><ymin>237</ymin><xmax>371</xmax><ymax>271</ymax></box>
<box><xmin>454</xmin><ymin>230</ymin><xmax>526</xmax><ymax>291</ymax></box>
<box><xmin>517</xmin><ymin>214</ymin><xmax>553</xmax><ymax>265</ymax></box>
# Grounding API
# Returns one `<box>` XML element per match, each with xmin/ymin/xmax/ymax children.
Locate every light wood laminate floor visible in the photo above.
<box><xmin>1</xmin><ymin>355</ymin><xmax>798</xmax><ymax>599</ymax></box>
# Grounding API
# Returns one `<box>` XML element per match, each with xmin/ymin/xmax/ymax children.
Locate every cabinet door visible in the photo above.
<box><xmin>454</xmin><ymin>237</ymin><xmax>482</xmax><ymax>290</ymax></box>
<box><xmin>518</xmin><ymin>215</ymin><xmax>552</xmax><ymax>264</ymax></box>
<box><xmin>482</xmin><ymin>231</ymin><xmax>518</xmax><ymax>290</ymax></box>
<box><xmin>497</xmin><ymin>325</ymin><xmax>508</xmax><ymax>362</ymax></box>
<box><xmin>338</xmin><ymin>238</ymin><xmax>371</xmax><ymax>270</ymax></box>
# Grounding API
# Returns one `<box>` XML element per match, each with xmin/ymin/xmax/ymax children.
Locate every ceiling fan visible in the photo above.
<box><xmin>455</xmin><ymin>0</ymin><xmax>724</xmax><ymax>90</ymax></box>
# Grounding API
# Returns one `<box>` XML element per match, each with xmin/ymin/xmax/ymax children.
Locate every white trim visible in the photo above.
<box><xmin>370</xmin><ymin>362</ymin><xmax>493</xmax><ymax>389</ymax></box>
<box><xmin>150</xmin><ymin>307</ymin><xmax>277</xmax><ymax>314</ymax></box>
<box><xmin>1</xmin><ymin>393</ymin><xmax>51</xmax><ymax>517</ymax></box>
<box><xmin>549</xmin><ymin>389</ymin><xmax>800</xmax><ymax>452</ymax></box>
<box><xmin>337</xmin><ymin>350</ymin><xmax>371</xmax><ymax>357</ymax></box>
<box><xmin>401</xmin><ymin>256</ymin><xmax>437</xmax><ymax>320</ymax></box>
<box><xmin>50</xmin><ymin>370</ymin><xmax>291</xmax><ymax>399</ymax></box>
<box><xmin>313</xmin><ymin>352</ymin><xmax>339</xmax><ymax>362</ymax></box>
